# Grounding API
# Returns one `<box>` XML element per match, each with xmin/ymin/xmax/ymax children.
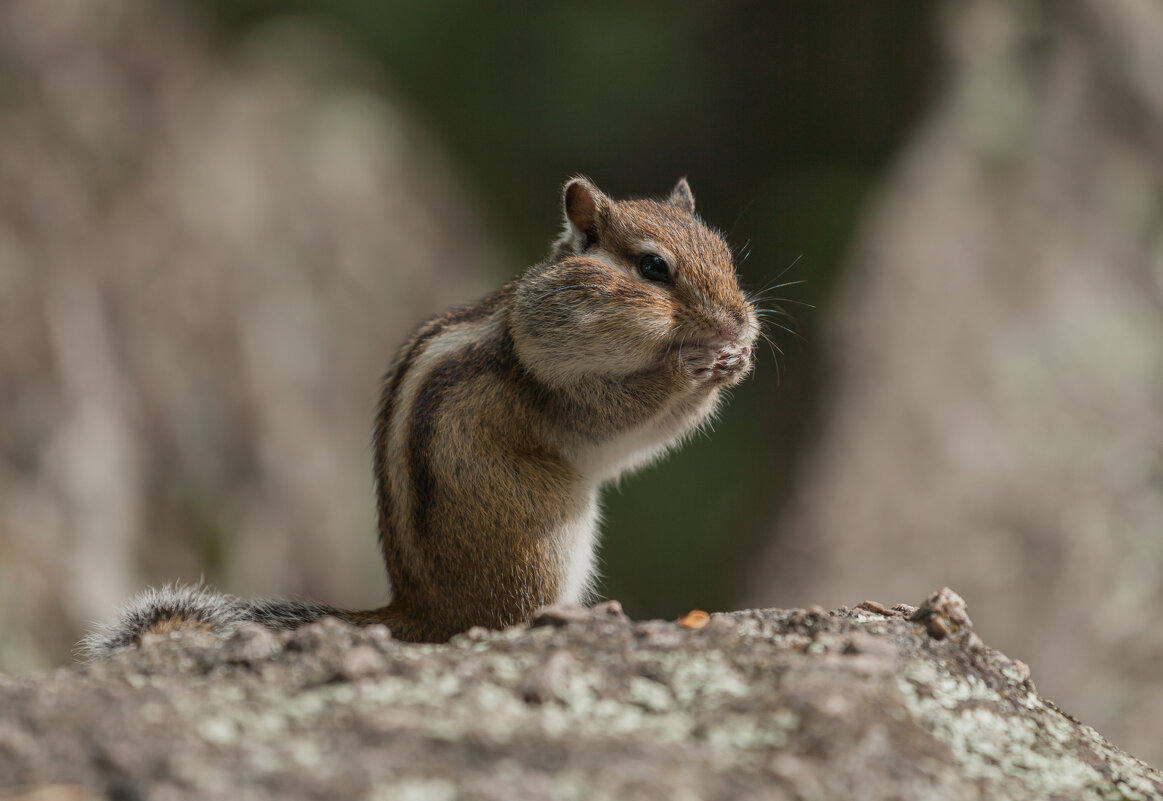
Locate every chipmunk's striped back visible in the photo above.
<box><xmin>366</xmin><ymin>282</ymin><xmax>588</xmax><ymax>641</ymax></box>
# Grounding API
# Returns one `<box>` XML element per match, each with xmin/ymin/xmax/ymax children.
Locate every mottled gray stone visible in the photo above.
<box><xmin>0</xmin><ymin>590</ymin><xmax>1159</xmax><ymax>800</ymax></box>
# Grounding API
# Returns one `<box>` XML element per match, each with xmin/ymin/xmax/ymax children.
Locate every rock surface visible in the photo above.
<box><xmin>1</xmin><ymin>589</ymin><xmax>1159</xmax><ymax>800</ymax></box>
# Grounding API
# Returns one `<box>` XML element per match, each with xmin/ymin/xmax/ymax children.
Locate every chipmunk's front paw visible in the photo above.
<box><xmin>684</xmin><ymin>343</ymin><xmax>752</xmax><ymax>384</ymax></box>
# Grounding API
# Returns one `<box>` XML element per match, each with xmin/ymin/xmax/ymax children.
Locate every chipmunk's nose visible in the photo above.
<box><xmin>700</xmin><ymin>302</ymin><xmax>754</xmax><ymax>347</ymax></box>
<box><xmin>710</xmin><ymin>322</ymin><xmax>746</xmax><ymax>348</ymax></box>
<box><xmin>695</xmin><ymin>323</ymin><xmax>737</xmax><ymax>352</ymax></box>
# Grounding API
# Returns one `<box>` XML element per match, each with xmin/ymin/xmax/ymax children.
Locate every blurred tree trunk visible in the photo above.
<box><xmin>747</xmin><ymin>0</ymin><xmax>1163</xmax><ymax>764</ymax></box>
<box><xmin>0</xmin><ymin>0</ymin><xmax>495</xmax><ymax>671</ymax></box>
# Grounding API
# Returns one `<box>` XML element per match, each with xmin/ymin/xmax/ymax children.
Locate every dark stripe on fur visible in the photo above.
<box><xmin>407</xmin><ymin>345</ymin><xmax>491</xmax><ymax>543</ymax></box>
<box><xmin>405</xmin><ymin>319</ymin><xmax>560</xmax><ymax>545</ymax></box>
<box><xmin>373</xmin><ymin>284</ymin><xmax>514</xmax><ymax>596</ymax></box>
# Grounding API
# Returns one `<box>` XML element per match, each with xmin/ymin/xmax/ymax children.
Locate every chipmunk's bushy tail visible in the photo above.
<box><xmin>79</xmin><ymin>583</ymin><xmax>337</xmax><ymax>661</ymax></box>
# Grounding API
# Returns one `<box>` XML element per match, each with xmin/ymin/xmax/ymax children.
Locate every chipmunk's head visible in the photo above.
<box><xmin>513</xmin><ymin>176</ymin><xmax>758</xmax><ymax>387</ymax></box>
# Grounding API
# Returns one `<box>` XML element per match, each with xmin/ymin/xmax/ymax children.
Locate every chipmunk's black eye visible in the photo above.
<box><xmin>637</xmin><ymin>253</ymin><xmax>671</xmax><ymax>284</ymax></box>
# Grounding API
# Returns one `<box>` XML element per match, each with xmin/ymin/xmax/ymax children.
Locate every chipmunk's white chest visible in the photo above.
<box><xmin>552</xmin><ymin>493</ymin><xmax>601</xmax><ymax>605</ymax></box>
<box><xmin>574</xmin><ymin>390</ymin><xmax>721</xmax><ymax>484</ymax></box>
<box><xmin>576</xmin><ymin>431</ymin><xmax>677</xmax><ymax>486</ymax></box>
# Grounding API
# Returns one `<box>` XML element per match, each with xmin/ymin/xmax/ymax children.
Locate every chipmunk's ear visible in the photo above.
<box><xmin>559</xmin><ymin>176</ymin><xmax>610</xmax><ymax>253</ymax></box>
<box><xmin>668</xmin><ymin>177</ymin><xmax>696</xmax><ymax>214</ymax></box>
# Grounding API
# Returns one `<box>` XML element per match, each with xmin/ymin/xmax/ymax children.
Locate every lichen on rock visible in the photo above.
<box><xmin>0</xmin><ymin>589</ymin><xmax>1159</xmax><ymax>800</ymax></box>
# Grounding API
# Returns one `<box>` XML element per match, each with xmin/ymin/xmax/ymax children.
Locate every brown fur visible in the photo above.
<box><xmin>143</xmin><ymin>617</ymin><xmax>213</xmax><ymax>636</ymax></box>
<box><xmin>350</xmin><ymin>177</ymin><xmax>759</xmax><ymax>642</ymax></box>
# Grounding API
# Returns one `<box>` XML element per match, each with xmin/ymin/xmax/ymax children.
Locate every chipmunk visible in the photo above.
<box><xmin>82</xmin><ymin>176</ymin><xmax>759</xmax><ymax>656</ymax></box>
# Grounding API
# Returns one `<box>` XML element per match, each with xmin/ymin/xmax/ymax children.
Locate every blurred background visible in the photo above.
<box><xmin>2</xmin><ymin>0</ymin><xmax>1161</xmax><ymax>766</ymax></box>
